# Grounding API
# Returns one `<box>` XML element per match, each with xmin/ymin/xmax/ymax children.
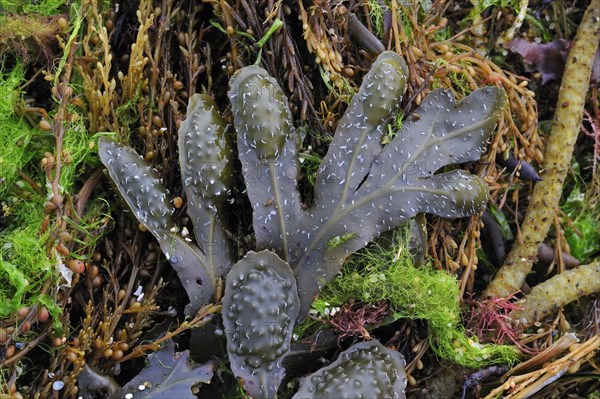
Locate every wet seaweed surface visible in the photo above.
<box><xmin>0</xmin><ymin>0</ymin><xmax>599</xmax><ymax>398</ymax></box>
<box><xmin>97</xmin><ymin>51</ymin><xmax>504</xmax><ymax>397</ymax></box>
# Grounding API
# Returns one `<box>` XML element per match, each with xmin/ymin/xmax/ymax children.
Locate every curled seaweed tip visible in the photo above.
<box><xmin>357</xmin><ymin>51</ymin><xmax>408</xmax><ymax>126</ymax></box>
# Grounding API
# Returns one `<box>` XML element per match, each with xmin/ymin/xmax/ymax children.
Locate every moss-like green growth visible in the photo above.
<box><xmin>0</xmin><ymin>45</ymin><xmax>107</xmax><ymax>324</ymax></box>
<box><xmin>0</xmin><ymin>61</ymin><xmax>36</xmax><ymax>198</ymax></box>
<box><xmin>0</xmin><ymin>0</ymin><xmax>67</xmax><ymax>15</ymax></box>
<box><xmin>561</xmin><ymin>169</ymin><xmax>600</xmax><ymax>263</ymax></box>
<box><xmin>1</xmin><ymin>179</ymin><xmax>107</xmax><ymax>328</ymax></box>
<box><xmin>317</xmin><ymin>230</ymin><xmax>520</xmax><ymax>368</ymax></box>
<box><xmin>367</xmin><ymin>0</ymin><xmax>386</xmax><ymax>39</ymax></box>
<box><xmin>0</xmin><ymin>197</ymin><xmax>52</xmax><ymax>317</ymax></box>
<box><xmin>0</xmin><ymin>59</ymin><xmax>55</xmax><ymax>319</ymax></box>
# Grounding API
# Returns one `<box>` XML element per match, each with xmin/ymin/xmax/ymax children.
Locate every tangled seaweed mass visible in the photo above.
<box><xmin>99</xmin><ymin>51</ymin><xmax>505</xmax><ymax>397</ymax></box>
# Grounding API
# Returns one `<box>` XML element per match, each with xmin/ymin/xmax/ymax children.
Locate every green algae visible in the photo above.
<box><xmin>561</xmin><ymin>177</ymin><xmax>600</xmax><ymax>263</ymax></box>
<box><xmin>0</xmin><ymin>0</ymin><xmax>67</xmax><ymax>16</ymax></box>
<box><xmin>0</xmin><ymin>195</ymin><xmax>52</xmax><ymax>318</ymax></box>
<box><xmin>0</xmin><ymin>22</ymin><xmax>108</xmax><ymax>323</ymax></box>
<box><xmin>317</xmin><ymin>229</ymin><xmax>520</xmax><ymax>368</ymax></box>
<box><xmin>0</xmin><ymin>61</ymin><xmax>37</xmax><ymax>198</ymax></box>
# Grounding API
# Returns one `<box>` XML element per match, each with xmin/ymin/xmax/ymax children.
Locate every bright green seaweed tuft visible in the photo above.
<box><xmin>0</xmin><ymin>61</ymin><xmax>37</xmax><ymax>198</ymax></box>
<box><xmin>0</xmin><ymin>59</ymin><xmax>53</xmax><ymax>318</ymax></box>
<box><xmin>317</xmin><ymin>230</ymin><xmax>520</xmax><ymax>368</ymax></box>
<box><xmin>0</xmin><ymin>195</ymin><xmax>52</xmax><ymax>317</ymax></box>
<box><xmin>561</xmin><ymin>167</ymin><xmax>600</xmax><ymax>263</ymax></box>
<box><xmin>0</xmin><ymin>45</ymin><xmax>108</xmax><ymax>324</ymax></box>
<box><xmin>0</xmin><ymin>0</ymin><xmax>67</xmax><ymax>15</ymax></box>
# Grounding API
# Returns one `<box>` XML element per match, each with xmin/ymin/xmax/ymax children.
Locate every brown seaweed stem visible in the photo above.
<box><xmin>347</xmin><ymin>13</ymin><xmax>384</xmax><ymax>55</ymax></box>
<box><xmin>116</xmin><ymin>303</ymin><xmax>221</xmax><ymax>363</ymax></box>
<box><xmin>0</xmin><ymin>324</ymin><xmax>52</xmax><ymax>367</ymax></box>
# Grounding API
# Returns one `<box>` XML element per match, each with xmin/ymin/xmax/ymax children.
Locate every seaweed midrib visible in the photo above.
<box><xmin>294</xmin><ymin>114</ymin><xmax>490</xmax><ymax>273</ymax></box>
<box><xmin>270</xmin><ymin>161</ymin><xmax>290</xmax><ymax>262</ymax></box>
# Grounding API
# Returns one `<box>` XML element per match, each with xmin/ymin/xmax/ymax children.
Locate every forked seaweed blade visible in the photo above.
<box><xmin>291</xmin><ymin>87</ymin><xmax>506</xmax><ymax>318</ymax></box>
<box><xmin>98</xmin><ymin>138</ymin><xmax>214</xmax><ymax>315</ymax></box>
<box><xmin>111</xmin><ymin>340</ymin><xmax>215</xmax><ymax>399</ymax></box>
<box><xmin>314</xmin><ymin>51</ymin><xmax>408</xmax><ymax>205</ymax></box>
<box><xmin>229</xmin><ymin>66</ymin><xmax>302</xmax><ymax>262</ymax></box>
<box><xmin>178</xmin><ymin>93</ymin><xmax>234</xmax><ymax>277</ymax></box>
<box><xmin>222</xmin><ymin>250</ymin><xmax>299</xmax><ymax>399</ymax></box>
<box><xmin>363</xmin><ymin>87</ymin><xmax>506</xmax><ymax>186</ymax></box>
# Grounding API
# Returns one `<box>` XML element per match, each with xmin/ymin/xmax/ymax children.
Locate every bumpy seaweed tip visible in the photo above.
<box><xmin>228</xmin><ymin>66</ymin><xmax>292</xmax><ymax>160</ymax></box>
<box><xmin>222</xmin><ymin>250</ymin><xmax>299</xmax><ymax>398</ymax></box>
<box><xmin>441</xmin><ymin>172</ymin><xmax>489</xmax><ymax>216</ymax></box>
<box><xmin>451</xmin><ymin>174</ymin><xmax>489</xmax><ymax>214</ymax></box>
<box><xmin>357</xmin><ymin>51</ymin><xmax>408</xmax><ymax>127</ymax></box>
<box><xmin>98</xmin><ymin>137</ymin><xmax>174</xmax><ymax>233</ymax></box>
<box><xmin>224</xmin><ymin>253</ymin><xmax>297</xmax><ymax>366</ymax></box>
<box><xmin>420</xmin><ymin>171</ymin><xmax>490</xmax><ymax>219</ymax></box>
<box><xmin>293</xmin><ymin>340</ymin><xmax>407</xmax><ymax>399</ymax></box>
<box><xmin>179</xmin><ymin>94</ymin><xmax>233</xmax><ymax>205</ymax></box>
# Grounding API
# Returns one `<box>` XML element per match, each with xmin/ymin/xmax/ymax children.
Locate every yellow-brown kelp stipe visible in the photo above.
<box><xmin>484</xmin><ymin>0</ymin><xmax>600</xmax><ymax>299</ymax></box>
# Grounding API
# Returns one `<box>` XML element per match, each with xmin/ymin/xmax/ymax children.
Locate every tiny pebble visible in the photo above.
<box><xmin>52</xmin><ymin>381</ymin><xmax>64</xmax><ymax>391</ymax></box>
<box><xmin>138</xmin><ymin>384</ymin><xmax>146</xmax><ymax>391</ymax></box>
<box><xmin>125</xmin><ymin>394</ymin><xmax>133</xmax><ymax>399</ymax></box>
